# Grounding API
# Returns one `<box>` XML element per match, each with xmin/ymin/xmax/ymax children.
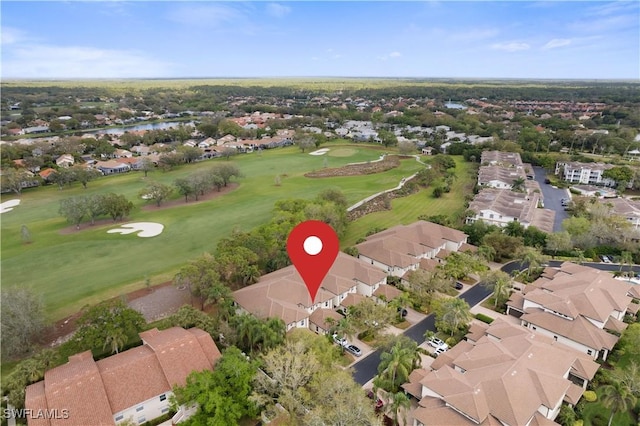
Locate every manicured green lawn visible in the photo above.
<box><xmin>1</xmin><ymin>142</ymin><xmax>425</xmax><ymax>320</ymax></box>
<box><xmin>342</xmin><ymin>157</ymin><xmax>476</xmax><ymax>247</ymax></box>
<box><xmin>580</xmin><ymin>388</ymin><xmax>637</xmax><ymax>426</ymax></box>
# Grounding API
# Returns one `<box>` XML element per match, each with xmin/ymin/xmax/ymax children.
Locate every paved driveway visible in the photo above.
<box><xmin>532</xmin><ymin>166</ymin><xmax>570</xmax><ymax>232</ymax></box>
<box><xmin>352</xmin><ymin>284</ymin><xmax>491</xmax><ymax>385</ymax></box>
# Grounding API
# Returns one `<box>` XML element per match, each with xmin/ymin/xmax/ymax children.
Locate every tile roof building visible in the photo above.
<box><xmin>467</xmin><ymin>188</ymin><xmax>555</xmax><ymax>234</ymax></box>
<box><xmin>605</xmin><ymin>197</ymin><xmax>640</xmax><ymax>231</ymax></box>
<box><xmin>477</xmin><ymin>165</ymin><xmax>527</xmax><ymax>190</ymax></box>
<box><xmin>506</xmin><ymin>262</ymin><xmax>640</xmax><ymax>360</ymax></box>
<box><xmin>233</xmin><ymin>252</ymin><xmax>387</xmax><ymax>331</ymax></box>
<box><xmin>404</xmin><ymin>318</ymin><xmax>599</xmax><ymax>426</ymax></box>
<box><xmin>481</xmin><ymin>150</ymin><xmax>523</xmax><ymax>168</ymax></box>
<box><xmin>355</xmin><ymin>221</ymin><xmax>471</xmax><ymax>277</ymax></box>
<box><xmin>24</xmin><ymin>327</ymin><xmax>221</xmax><ymax>426</ymax></box>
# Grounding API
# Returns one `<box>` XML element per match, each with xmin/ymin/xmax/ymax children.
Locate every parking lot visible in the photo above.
<box><xmin>533</xmin><ymin>166</ymin><xmax>571</xmax><ymax>232</ymax></box>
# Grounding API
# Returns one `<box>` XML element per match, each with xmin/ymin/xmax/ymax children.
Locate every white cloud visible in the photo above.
<box><xmin>1</xmin><ymin>27</ymin><xmax>27</xmax><ymax>45</ymax></box>
<box><xmin>2</xmin><ymin>44</ymin><xmax>174</xmax><ymax>79</ymax></box>
<box><xmin>490</xmin><ymin>42</ymin><xmax>530</xmax><ymax>52</ymax></box>
<box><xmin>378</xmin><ymin>52</ymin><xmax>402</xmax><ymax>61</ymax></box>
<box><xmin>167</xmin><ymin>4</ymin><xmax>244</xmax><ymax>28</ymax></box>
<box><xmin>542</xmin><ymin>39</ymin><xmax>572</xmax><ymax>50</ymax></box>
<box><xmin>266</xmin><ymin>3</ymin><xmax>291</xmax><ymax>18</ymax></box>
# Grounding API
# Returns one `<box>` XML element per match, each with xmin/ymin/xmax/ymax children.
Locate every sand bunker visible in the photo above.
<box><xmin>309</xmin><ymin>148</ymin><xmax>330</xmax><ymax>156</ymax></box>
<box><xmin>0</xmin><ymin>199</ymin><xmax>21</xmax><ymax>214</ymax></box>
<box><xmin>107</xmin><ymin>222</ymin><xmax>164</xmax><ymax>238</ymax></box>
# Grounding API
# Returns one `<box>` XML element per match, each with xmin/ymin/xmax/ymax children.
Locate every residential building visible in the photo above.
<box><xmin>404</xmin><ymin>318</ymin><xmax>599</xmax><ymax>426</ymax></box>
<box><xmin>467</xmin><ymin>188</ymin><xmax>555</xmax><ymax>233</ymax></box>
<box><xmin>506</xmin><ymin>262</ymin><xmax>640</xmax><ymax>360</ymax></box>
<box><xmin>24</xmin><ymin>327</ymin><xmax>221</xmax><ymax>426</ymax></box>
<box><xmin>605</xmin><ymin>197</ymin><xmax>640</xmax><ymax>230</ymax></box>
<box><xmin>554</xmin><ymin>161</ymin><xmax>615</xmax><ymax>187</ymax></box>
<box><xmin>480</xmin><ymin>150</ymin><xmax>523</xmax><ymax>168</ymax></box>
<box><xmin>477</xmin><ymin>165</ymin><xmax>527</xmax><ymax>189</ymax></box>
<box><xmin>55</xmin><ymin>154</ymin><xmax>75</xmax><ymax>168</ymax></box>
<box><xmin>94</xmin><ymin>160</ymin><xmax>131</xmax><ymax>175</ymax></box>
<box><xmin>356</xmin><ymin>221</ymin><xmax>470</xmax><ymax>277</ymax></box>
<box><xmin>232</xmin><ymin>252</ymin><xmax>387</xmax><ymax>331</ymax></box>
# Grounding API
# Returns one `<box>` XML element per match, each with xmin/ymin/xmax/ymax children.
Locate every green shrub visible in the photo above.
<box><xmin>583</xmin><ymin>390</ymin><xmax>597</xmax><ymax>402</ymax></box>
<box><xmin>475</xmin><ymin>313</ymin><xmax>494</xmax><ymax>324</ymax></box>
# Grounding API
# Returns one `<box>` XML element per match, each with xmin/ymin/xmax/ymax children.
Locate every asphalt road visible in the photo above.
<box><xmin>532</xmin><ymin>166</ymin><xmax>570</xmax><ymax>232</ymax></box>
<box><xmin>352</xmin><ymin>284</ymin><xmax>492</xmax><ymax>385</ymax></box>
<box><xmin>502</xmin><ymin>260</ymin><xmax>640</xmax><ymax>275</ymax></box>
<box><xmin>353</xmin><ymin>262</ymin><xmax>640</xmax><ymax>385</ymax></box>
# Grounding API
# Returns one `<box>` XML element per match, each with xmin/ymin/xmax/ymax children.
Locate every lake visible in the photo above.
<box><xmin>89</xmin><ymin>121</ymin><xmax>196</xmax><ymax>135</ymax></box>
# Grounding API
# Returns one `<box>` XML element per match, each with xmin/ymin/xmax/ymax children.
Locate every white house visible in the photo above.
<box><xmin>404</xmin><ymin>318</ymin><xmax>600</xmax><ymax>426</ymax></box>
<box><xmin>232</xmin><ymin>252</ymin><xmax>387</xmax><ymax>332</ymax></box>
<box><xmin>356</xmin><ymin>221</ymin><xmax>469</xmax><ymax>277</ymax></box>
<box><xmin>25</xmin><ymin>327</ymin><xmax>221</xmax><ymax>426</ymax></box>
<box><xmin>506</xmin><ymin>262</ymin><xmax>640</xmax><ymax>360</ymax></box>
<box><xmin>555</xmin><ymin>161</ymin><xmax>616</xmax><ymax>187</ymax></box>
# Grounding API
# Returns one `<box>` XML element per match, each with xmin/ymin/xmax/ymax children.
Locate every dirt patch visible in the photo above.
<box><xmin>58</xmin><ymin>183</ymin><xmax>239</xmax><ymax>235</ymax></box>
<box><xmin>127</xmin><ymin>283</ymin><xmax>191</xmax><ymax>322</ymax></box>
<box><xmin>305</xmin><ymin>155</ymin><xmax>401</xmax><ymax>178</ymax></box>
<box><xmin>42</xmin><ymin>281</ymin><xmax>192</xmax><ymax>348</ymax></box>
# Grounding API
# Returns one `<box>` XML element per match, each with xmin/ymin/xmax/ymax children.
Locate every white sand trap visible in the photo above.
<box><xmin>309</xmin><ymin>148</ymin><xmax>330</xmax><ymax>156</ymax></box>
<box><xmin>108</xmin><ymin>222</ymin><xmax>164</xmax><ymax>238</ymax></box>
<box><xmin>0</xmin><ymin>199</ymin><xmax>21</xmax><ymax>214</ymax></box>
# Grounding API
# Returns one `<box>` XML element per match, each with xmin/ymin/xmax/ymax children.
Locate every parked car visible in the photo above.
<box><xmin>561</xmin><ymin>198</ymin><xmax>570</xmax><ymax>206</ymax></box>
<box><xmin>544</xmin><ymin>178</ymin><xmax>551</xmax><ymax>184</ymax></box>
<box><xmin>600</xmin><ymin>255</ymin><xmax>613</xmax><ymax>264</ymax></box>
<box><xmin>332</xmin><ymin>333</ymin><xmax>349</xmax><ymax>347</ymax></box>
<box><xmin>434</xmin><ymin>346</ymin><xmax>448</xmax><ymax>357</ymax></box>
<box><xmin>346</xmin><ymin>344</ymin><xmax>362</xmax><ymax>357</ymax></box>
<box><xmin>454</xmin><ymin>282</ymin><xmax>463</xmax><ymax>290</ymax></box>
<box><xmin>428</xmin><ymin>336</ymin><xmax>446</xmax><ymax>349</ymax></box>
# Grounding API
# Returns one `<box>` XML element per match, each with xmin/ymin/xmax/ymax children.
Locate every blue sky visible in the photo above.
<box><xmin>1</xmin><ymin>1</ymin><xmax>638</xmax><ymax>79</ymax></box>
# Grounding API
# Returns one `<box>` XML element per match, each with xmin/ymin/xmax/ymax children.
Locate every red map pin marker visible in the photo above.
<box><xmin>287</xmin><ymin>220</ymin><xmax>340</xmax><ymax>304</ymax></box>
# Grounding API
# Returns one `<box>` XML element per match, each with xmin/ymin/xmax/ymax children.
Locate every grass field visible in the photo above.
<box><xmin>342</xmin><ymin>157</ymin><xmax>476</xmax><ymax>247</ymax></box>
<box><xmin>1</xmin><ymin>142</ymin><xmax>426</xmax><ymax>320</ymax></box>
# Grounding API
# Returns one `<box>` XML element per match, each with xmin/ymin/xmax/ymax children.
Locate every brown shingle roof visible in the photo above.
<box><xmin>522</xmin><ymin>309</ymin><xmax>619</xmax><ymax>350</ymax></box>
<box><xmin>139</xmin><ymin>327</ymin><xmax>216</xmax><ymax>388</ymax></box>
<box><xmin>233</xmin><ymin>252</ymin><xmax>386</xmax><ymax>325</ymax></box>
<box><xmin>410</xmin><ymin>319</ymin><xmax>598</xmax><ymax>426</ymax></box>
<box><xmin>309</xmin><ymin>308</ymin><xmax>343</xmax><ymax>331</ymax></box>
<box><xmin>25</xmin><ymin>328</ymin><xmax>219</xmax><ymax>426</ymax></box>
<box><xmin>24</xmin><ymin>382</ymin><xmax>51</xmax><ymax>426</ymax></box>
<box><xmin>33</xmin><ymin>351</ymin><xmax>114</xmax><ymax>426</ymax></box>
<box><xmin>356</xmin><ymin>221</ymin><xmax>468</xmax><ymax>269</ymax></box>
<box><xmin>97</xmin><ymin>345</ymin><xmax>170</xmax><ymax>414</ymax></box>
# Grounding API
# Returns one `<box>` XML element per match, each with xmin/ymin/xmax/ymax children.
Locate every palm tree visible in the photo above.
<box><xmin>388</xmin><ymin>392</ymin><xmax>411</xmax><ymax>425</ymax></box>
<box><xmin>377</xmin><ymin>343</ymin><xmax>418</xmax><ymax>393</ymax></box>
<box><xmin>477</xmin><ymin>245</ymin><xmax>496</xmax><ymax>262</ymax></box>
<box><xmin>440</xmin><ymin>298</ymin><xmax>473</xmax><ymax>336</ymax></box>
<box><xmin>331</xmin><ymin>316</ymin><xmax>357</xmax><ymax>352</ymax></box>
<box><xmin>390</xmin><ymin>291</ymin><xmax>412</xmax><ymax>320</ymax></box>
<box><xmin>511</xmin><ymin>177</ymin><xmax>526</xmax><ymax>192</ymax></box>
<box><xmin>518</xmin><ymin>247</ymin><xmax>548</xmax><ymax>280</ymax></box>
<box><xmin>480</xmin><ymin>270</ymin><xmax>513</xmax><ymax>308</ymax></box>
<box><xmin>103</xmin><ymin>327</ymin><xmax>127</xmax><ymax>354</ymax></box>
<box><xmin>601</xmin><ymin>382</ymin><xmax>637</xmax><ymax>426</ymax></box>
<box><xmin>619</xmin><ymin>251</ymin><xmax>633</xmax><ymax>277</ymax></box>
<box><xmin>260</xmin><ymin>318</ymin><xmax>286</xmax><ymax>352</ymax></box>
